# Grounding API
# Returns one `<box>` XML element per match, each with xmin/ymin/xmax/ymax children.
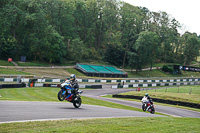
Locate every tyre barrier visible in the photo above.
<box><xmin>112</xmin><ymin>82</ymin><xmax>200</xmax><ymax>88</ymax></box>
<box><xmin>112</xmin><ymin>94</ymin><xmax>200</xmax><ymax>109</ymax></box>
<box><xmin>0</xmin><ymin>77</ymin><xmax>200</xmax><ymax>83</ymax></box>
<box><xmin>0</xmin><ymin>83</ymin><xmax>26</xmax><ymax>89</ymax></box>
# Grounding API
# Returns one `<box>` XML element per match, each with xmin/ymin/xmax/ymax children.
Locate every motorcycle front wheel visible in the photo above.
<box><xmin>73</xmin><ymin>97</ymin><xmax>82</xmax><ymax>108</ymax></box>
<box><xmin>58</xmin><ymin>90</ymin><xmax>66</xmax><ymax>101</ymax></box>
<box><xmin>142</xmin><ymin>104</ymin><xmax>146</xmax><ymax>111</ymax></box>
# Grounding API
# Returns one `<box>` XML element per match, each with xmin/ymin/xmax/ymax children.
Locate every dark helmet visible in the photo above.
<box><xmin>145</xmin><ymin>93</ymin><xmax>148</xmax><ymax>97</ymax></box>
<box><xmin>70</xmin><ymin>74</ymin><xmax>76</xmax><ymax>81</ymax></box>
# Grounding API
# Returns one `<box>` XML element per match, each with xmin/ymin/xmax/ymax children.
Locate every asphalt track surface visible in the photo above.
<box><xmin>0</xmin><ymin>88</ymin><xmax>199</xmax><ymax>123</ymax></box>
<box><xmin>0</xmin><ymin>101</ymin><xmax>164</xmax><ymax>124</ymax></box>
<box><xmin>82</xmin><ymin>88</ymin><xmax>200</xmax><ymax>118</ymax></box>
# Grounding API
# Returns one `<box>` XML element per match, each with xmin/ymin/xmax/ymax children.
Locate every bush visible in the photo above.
<box><xmin>162</xmin><ymin>65</ymin><xmax>173</xmax><ymax>73</ymax></box>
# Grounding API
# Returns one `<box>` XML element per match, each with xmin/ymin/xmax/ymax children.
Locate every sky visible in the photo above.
<box><xmin>123</xmin><ymin>0</ymin><xmax>200</xmax><ymax>35</ymax></box>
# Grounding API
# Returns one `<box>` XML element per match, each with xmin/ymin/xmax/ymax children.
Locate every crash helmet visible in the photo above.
<box><xmin>70</xmin><ymin>74</ymin><xmax>76</xmax><ymax>81</ymax></box>
<box><xmin>145</xmin><ymin>93</ymin><xmax>148</xmax><ymax>97</ymax></box>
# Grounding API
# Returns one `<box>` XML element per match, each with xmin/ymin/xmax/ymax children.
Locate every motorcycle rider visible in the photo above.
<box><xmin>69</xmin><ymin>74</ymin><xmax>79</xmax><ymax>94</ymax></box>
<box><xmin>144</xmin><ymin>93</ymin><xmax>153</xmax><ymax>110</ymax></box>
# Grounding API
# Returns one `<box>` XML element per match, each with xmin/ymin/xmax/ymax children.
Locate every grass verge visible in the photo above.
<box><xmin>127</xmin><ymin>69</ymin><xmax>200</xmax><ymax>78</ymax></box>
<box><xmin>118</xmin><ymin>86</ymin><xmax>200</xmax><ymax>104</ymax></box>
<box><xmin>0</xmin><ymin>117</ymin><xmax>200</xmax><ymax>133</ymax></box>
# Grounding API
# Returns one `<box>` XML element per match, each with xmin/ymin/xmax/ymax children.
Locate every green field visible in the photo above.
<box><xmin>0</xmin><ymin>117</ymin><xmax>200</xmax><ymax>133</ymax></box>
<box><xmin>16</xmin><ymin>61</ymin><xmax>50</xmax><ymax>67</ymax></box>
<box><xmin>0</xmin><ymin>60</ymin><xmax>14</xmax><ymax>66</ymax></box>
<box><xmin>0</xmin><ymin>68</ymin><xmax>32</xmax><ymax>75</ymax></box>
<box><xmin>65</xmin><ymin>68</ymin><xmax>85</xmax><ymax>77</ymax></box>
<box><xmin>119</xmin><ymin>86</ymin><xmax>200</xmax><ymax>104</ymax></box>
<box><xmin>127</xmin><ymin>69</ymin><xmax>200</xmax><ymax>78</ymax></box>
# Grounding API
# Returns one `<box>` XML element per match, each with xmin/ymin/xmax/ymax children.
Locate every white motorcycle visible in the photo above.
<box><xmin>141</xmin><ymin>96</ymin><xmax>155</xmax><ymax>114</ymax></box>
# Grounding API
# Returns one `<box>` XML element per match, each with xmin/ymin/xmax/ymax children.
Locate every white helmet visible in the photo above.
<box><xmin>70</xmin><ymin>74</ymin><xmax>76</xmax><ymax>81</ymax></box>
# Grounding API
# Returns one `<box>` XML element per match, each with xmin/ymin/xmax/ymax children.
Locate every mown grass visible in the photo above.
<box><xmin>127</xmin><ymin>69</ymin><xmax>200</xmax><ymax>78</ymax></box>
<box><xmin>16</xmin><ymin>61</ymin><xmax>50</xmax><ymax>66</ymax></box>
<box><xmin>0</xmin><ymin>60</ymin><xmax>14</xmax><ymax>66</ymax></box>
<box><xmin>65</xmin><ymin>68</ymin><xmax>85</xmax><ymax>77</ymax></box>
<box><xmin>119</xmin><ymin>86</ymin><xmax>200</xmax><ymax>104</ymax></box>
<box><xmin>0</xmin><ymin>68</ymin><xmax>32</xmax><ymax>75</ymax></box>
<box><xmin>0</xmin><ymin>117</ymin><xmax>200</xmax><ymax>133</ymax></box>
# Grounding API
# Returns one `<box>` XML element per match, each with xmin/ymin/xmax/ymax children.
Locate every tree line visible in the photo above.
<box><xmin>0</xmin><ymin>0</ymin><xmax>200</xmax><ymax>71</ymax></box>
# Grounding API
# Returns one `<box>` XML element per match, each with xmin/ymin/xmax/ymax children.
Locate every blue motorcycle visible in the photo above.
<box><xmin>58</xmin><ymin>80</ymin><xmax>83</xmax><ymax>108</ymax></box>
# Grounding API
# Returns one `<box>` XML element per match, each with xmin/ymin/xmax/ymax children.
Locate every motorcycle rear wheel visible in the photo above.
<box><xmin>150</xmin><ymin>108</ymin><xmax>155</xmax><ymax>114</ymax></box>
<box><xmin>73</xmin><ymin>97</ymin><xmax>82</xmax><ymax>108</ymax></box>
<box><xmin>58</xmin><ymin>90</ymin><xmax>66</xmax><ymax>101</ymax></box>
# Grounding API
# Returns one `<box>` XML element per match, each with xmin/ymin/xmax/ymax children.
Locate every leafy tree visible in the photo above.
<box><xmin>129</xmin><ymin>31</ymin><xmax>159</xmax><ymax>71</ymax></box>
<box><xmin>120</xmin><ymin>2</ymin><xmax>144</xmax><ymax>69</ymax></box>
<box><xmin>181</xmin><ymin>32</ymin><xmax>200</xmax><ymax>65</ymax></box>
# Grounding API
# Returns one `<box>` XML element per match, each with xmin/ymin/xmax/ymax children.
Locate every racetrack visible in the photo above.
<box><xmin>0</xmin><ymin>101</ymin><xmax>163</xmax><ymax>124</ymax></box>
<box><xmin>82</xmin><ymin>89</ymin><xmax>200</xmax><ymax>118</ymax></box>
<box><xmin>0</xmin><ymin>88</ymin><xmax>199</xmax><ymax>124</ymax></box>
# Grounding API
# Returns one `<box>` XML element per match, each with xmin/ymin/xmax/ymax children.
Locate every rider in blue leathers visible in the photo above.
<box><xmin>69</xmin><ymin>74</ymin><xmax>79</xmax><ymax>94</ymax></box>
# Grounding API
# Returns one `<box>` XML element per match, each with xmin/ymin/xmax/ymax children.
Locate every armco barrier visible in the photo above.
<box><xmin>113</xmin><ymin>95</ymin><xmax>200</xmax><ymax>109</ymax></box>
<box><xmin>0</xmin><ymin>83</ymin><xmax>26</xmax><ymax>89</ymax></box>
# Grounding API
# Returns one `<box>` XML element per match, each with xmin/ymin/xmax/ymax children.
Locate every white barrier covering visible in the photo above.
<box><xmin>88</xmin><ymin>79</ymin><xmax>95</xmax><ymax>82</ymax></box>
<box><xmin>52</xmin><ymin>79</ymin><xmax>60</xmax><ymax>82</ymax></box>
<box><xmin>123</xmin><ymin>85</ymin><xmax>129</xmax><ymax>88</ymax></box>
<box><xmin>121</xmin><ymin>80</ymin><xmax>126</xmax><ymax>83</ymax></box>
<box><xmin>143</xmin><ymin>84</ymin><xmax>148</xmax><ymax>87</ymax></box>
<box><xmin>152</xmin><ymin>84</ymin><xmax>157</xmax><ymax>87</ymax></box>
<box><xmin>35</xmin><ymin>83</ymin><xmax>43</xmax><ymax>87</ymax></box>
<box><xmin>161</xmin><ymin>83</ymin><xmax>165</xmax><ymax>86</ymax></box>
<box><xmin>133</xmin><ymin>84</ymin><xmax>138</xmax><ymax>87</ymax></box>
<box><xmin>77</xmin><ymin>79</ymin><xmax>82</xmax><ymax>82</ymax></box>
<box><xmin>101</xmin><ymin>80</ymin><xmax>107</xmax><ymax>83</ymax></box>
<box><xmin>111</xmin><ymin>80</ymin><xmax>117</xmax><ymax>83</ymax></box>
<box><xmin>79</xmin><ymin>85</ymin><xmax>85</xmax><ymax>88</ymax></box>
<box><xmin>112</xmin><ymin>85</ymin><xmax>118</xmax><ymax>89</ymax></box>
<box><xmin>37</xmin><ymin>79</ymin><xmax>45</xmax><ymax>82</ymax></box>
<box><xmin>21</xmin><ymin>78</ymin><xmax>29</xmax><ymax>82</ymax></box>
<box><xmin>4</xmin><ymin>78</ymin><xmax>13</xmax><ymax>82</ymax></box>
